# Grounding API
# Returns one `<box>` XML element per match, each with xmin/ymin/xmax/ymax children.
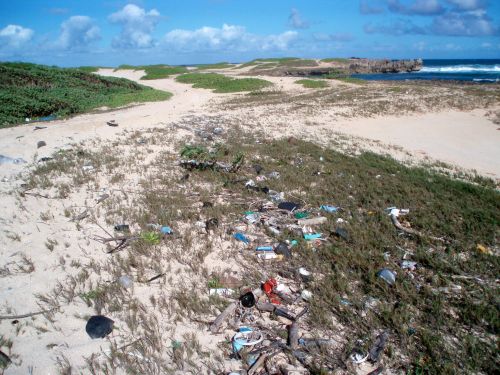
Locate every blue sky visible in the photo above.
<box><xmin>0</xmin><ymin>0</ymin><xmax>499</xmax><ymax>66</ymax></box>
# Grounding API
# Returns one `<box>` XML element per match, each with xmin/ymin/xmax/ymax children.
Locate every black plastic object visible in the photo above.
<box><xmin>253</xmin><ymin>164</ymin><xmax>263</xmax><ymax>174</ymax></box>
<box><xmin>246</xmin><ymin>185</ymin><xmax>270</xmax><ymax>194</ymax></box>
<box><xmin>334</xmin><ymin>227</ymin><xmax>349</xmax><ymax>241</ymax></box>
<box><xmin>239</xmin><ymin>292</ymin><xmax>256</xmax><ymax>308</ymax></box>
<box><xmin>205</xmin><ymin>218</ymin><xmax>219</xmax><ymax>231</ymax></box>
<box><xmin>114</xmin><ymin>224</ymin><xmax>129</xmax><ymax>232</ymax></box>
<box><xmin>274</xmin><ymin>242</ymin><xmax>292</xmax><ymax>258</ymax></box>
<box><xmin>86</xmin><ymin>315</ymin><xmax>114</xmax><ymax>339</ymax></box>
<box><xmin>278</xmin><ymin>202</ymin><xmax>302</xmax><ymax>211</ymax></box>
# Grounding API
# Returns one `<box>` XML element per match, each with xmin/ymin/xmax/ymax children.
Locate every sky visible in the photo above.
<box><xmin>0</xmin><ymin>0</ymin><xmax>499</xmax><ymax>66</ymax></box>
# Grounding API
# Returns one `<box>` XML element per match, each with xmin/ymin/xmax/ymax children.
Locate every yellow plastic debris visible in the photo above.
<box><xmin>476</xmin><ymin>244</ymin><xmax>492</xmax><ymax>255</ymax></box>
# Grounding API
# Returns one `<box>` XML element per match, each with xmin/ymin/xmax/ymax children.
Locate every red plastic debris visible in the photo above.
<box><xmin>262</xmin><ymin>278</ymin><xmax>281</xmax><ymax>305</ymax></box>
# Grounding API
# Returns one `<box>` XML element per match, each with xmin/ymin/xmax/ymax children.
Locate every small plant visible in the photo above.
<box><xmin>45</xmin><ymin>238</ymin><xmax>58</xmax><ymax>251</ymax></box>
<box><xmin>140</xmin><ymin>231</ymin><xmax>161</xmax><ymax>245</ymax></box>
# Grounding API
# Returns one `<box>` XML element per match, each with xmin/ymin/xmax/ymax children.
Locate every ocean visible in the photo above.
<box><xmin>353</xmin><ymin>59</ymin><xmax>500</xmax><ymax>82</ymax></box>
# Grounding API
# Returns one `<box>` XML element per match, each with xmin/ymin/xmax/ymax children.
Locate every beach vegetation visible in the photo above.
<box><xmin>0</xmin><ymin>62</ymin><xmax>172</xmax><ymax>128</ymax></box>
<box><xmin>176</xmin><ymin>72</ymin><xmax>272</xmax><ymax>92</ymax></box>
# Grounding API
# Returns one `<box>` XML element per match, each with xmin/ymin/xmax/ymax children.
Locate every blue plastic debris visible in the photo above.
<box><xmin>321</xmin><ymin>205</ymin><xmax>339</xmax><ymax>213</ymax></box>
<box><xmin>233</xmin><ymin>232</ymin><xmax>250</xmax><ymax>244</ymax></box>
<box><xmin>304</xmin><ymin>233</ymin><xmax>322</xmax><ymax>241</ymax></box>
<box><xmin>256</xmin><ymin>246</ymin><xmax>274</xmax><ymax>252</ymax></box>
<box><xmin>161</xmin><ymin>226</ymin><xmax>173</xmax><ymax>235</ymax></box>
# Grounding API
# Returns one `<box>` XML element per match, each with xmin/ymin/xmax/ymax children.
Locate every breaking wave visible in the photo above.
<box><xmin>421</xmin><ymin>65</ymin><xmax>500</xmax><ymax>73</ymax></box>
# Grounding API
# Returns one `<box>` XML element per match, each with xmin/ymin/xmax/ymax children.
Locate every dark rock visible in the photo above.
<box><xmin>37</xmin><ymin>141</ymin><xmax>46</xmax><ymax>149</ymax></box>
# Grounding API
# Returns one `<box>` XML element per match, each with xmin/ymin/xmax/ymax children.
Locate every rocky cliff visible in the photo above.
<box><xmin>249</xmin><ymin>58</ymin><xmax>423</xmax><ymax>77</ymax></box>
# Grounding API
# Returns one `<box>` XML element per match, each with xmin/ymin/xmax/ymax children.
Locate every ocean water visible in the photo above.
<box><xmin>353</xmin><ymin>59</ymin><xmax>500</xmax><ymax>82</ymax></box>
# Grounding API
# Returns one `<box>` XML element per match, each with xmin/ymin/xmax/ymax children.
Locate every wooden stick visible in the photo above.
<box><xmin>390</xmin><ymin>214</ymin><xmax>444</xmax><ymax>242</ymax></box>
<box><xmin>0</xmin><ymin>307</ymin><xmax>58</xmax><ymax>320</ymax></box>
<box><xmin>248</xmin><ymin>352</ymin><xmax>269</xmax><ymax>375</ymax></box>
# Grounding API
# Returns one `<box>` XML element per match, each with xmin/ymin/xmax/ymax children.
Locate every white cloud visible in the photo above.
<box><xmin>431</xmin><ymin>10</ymin><xmax>498</xmax><ymax>36</ymax></box>
<box><xmin>0</xmin><ymin>24</ymin><xmax>34</xmax><ymax>48</ymax></box>
<box><xmin>163</xmin><ymin>24</ymin><xmax>298</xmax><ymax>52</ymax></box>
<box><xmin>445</xmin><ymin>0</ymin><xmax>487</xmax><ymax>11</ymax></box>
<box><xmin>109</xmin><ymin>4</ymin><xmax>160</xmax><ymax>49</ymax></box>
<box><xmin>56</xmin><ymin>16</ymin><xmax>100</xmax><ymax>50</ymax></box>
<box><xmin>288</xmin><ymin>8</ymin><xmax>309</xmax><ymax>29</ymax></box>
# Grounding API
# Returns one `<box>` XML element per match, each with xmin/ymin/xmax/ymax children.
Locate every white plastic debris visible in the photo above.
<box><xmin>301</xmin><ymin>290</ymin><xmax>313</xmax><ymax>301</ymax></box>
<box><xmin>118</xmin><ymin>275</ymin><xmax>133</xmax><ymax>288</ymax></box>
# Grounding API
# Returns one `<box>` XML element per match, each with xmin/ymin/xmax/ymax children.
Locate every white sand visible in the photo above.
<box><xmin>0</xmin><ymin>68</ymin><xmax>498</xmax><ymax>373</ymax></box>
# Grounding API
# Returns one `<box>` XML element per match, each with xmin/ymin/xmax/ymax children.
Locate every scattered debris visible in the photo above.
<box><xmin>107</xmin><ymin>120</ymin><xmax>118</xmax><ymax>127</ymax></box>
<box><xmin>37</xmin><ymin>141</ymin><xmax>46</xmax><ymax>149</ymax></box>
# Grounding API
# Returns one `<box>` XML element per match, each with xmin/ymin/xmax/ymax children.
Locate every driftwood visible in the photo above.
<box><xmin>390</xmin><ymin>213</ymin><xmax>444</xmax><ymax>242</ymax></box>
<box><xmin>210</xmin><ymin>288</ymin><xmax>262</xmax><ymax>333</ymax></box>
<box><xmin>248</xmin><ymin>352</ymin><xmax>272</xmax><ymax>375</ymax></box>
<box><xmin>0</xmin><ymin>307</ymin><xmax>58</xmax><ymax>320</ymax></box>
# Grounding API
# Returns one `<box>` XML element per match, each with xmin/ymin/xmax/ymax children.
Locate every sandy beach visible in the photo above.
<box><xmin>0</xmin><ymin>68</ymin><xmax>498</xmax><ymax>374</ymax></box>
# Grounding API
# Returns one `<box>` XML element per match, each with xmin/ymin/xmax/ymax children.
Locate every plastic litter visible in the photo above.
<box><xmin>298</xmin><ymin>267</ymin><xmax>312</xmax><ymax>282</ymax></box>
<box><xmin>213</xmin><ymin>127</ymin><xmax>223</xmax><ymax>135</ymax></box>
<box><xmin>294</xmin><ymin>211</ymin><xmax>309</xmax><ymax>219</ymax></box>
<box><xmin>304</xmin><ymin>233</ymin><xmax>322</xmax><ymax>241</ymax></box>
<box><xmin>85</xmin><ymin>315</ymin><xmax>114</xmax><ymax>339</ymax></box>
<box><xmin>118</xmin><ymin>275</ymin><xmax>133</xmax><ymax>288</ymax></box>
<box><xmin>253</xmin><ymin>164</ymin><xmax>263</xmax><ymax>174</ymax></box>
<box><xmin>0</xmin><ymin>350</ymin><xmax>11</xmax><ymax>369</ymax></box>
<box><xmin>256</xmin><ymin>246</ymin><xmax>274</xmax><ymax>252</ymax></box>
<box><xmin>160</xmin><ymin>226</ymin><xmax>173</xmax><ymax>234</ymax></box>
<box><xmin>0</xmin><ymin>155</ymin><xmax>27</xmax><ymax>165</ymax></box>
<box><xmin>268</xmin><ymin>171</ymin><xmax>280</xmax><ymax>179</ymax></box>
<box><xmin>245</xmin><ymin>212</ymin><xmax>260</xmax><ymax>224</ymax></box>
<box><xmin>476</xmin><ymin>244</ymin><xmax>492</xmax><ymax>255</ymax></box>
<box><xmin>301</xmin><ymin>290</ymin><xmax>312</xmax><ymax>301</ymax></box>
<box><xmin>37</xmin><ymin>141</ymin><xmax>46</xmax><ymax>149</ymax></box>
<box><xmin>278</xmin><ymin>202</ymin><xmax>302</xmax><ymax>212</ymax></box>
<box><xmin>351</xmin><ymin>351</ymin><xmax>369</xmax><ymax>364</ymax></box>
<box><xmin>268</xmin><ymin>190</ymin><xmax>285</xmax><ymax>202</ymax></box>
<box><xmin>114</xmin><ymin>224</ymin><xmax>129</xmax><ymax>232</ymax></box>
<box><xmin>386</xmin><ymin>207</ymin><xmax>409</xmax><ymax>217</ymax></box>
<box><xmin>377</xmin><ymin>269</ymin><xmax>396</xmax><ymax>285</ymax></box>
<box><xmin>401</xmin><ymin>260</ymin><xmax>417</xmax><ymax>270</ymax></box>
<box><xmin>334</xmin><ymin>227</ymin><xmax>349</xmax><ymax>241</ymax></box>
<box><xmin>257</xmin><ymin>252</ymin><xmax>281</xmax><ymax>260</ymax></box>
<box><xmin>369</xmin><ymin>331</ymin><xmax>389</xmax><ymax>362</ymax></box>
<box><xmin>274</xmin><ymin>242</ymin><xmax>292</xmax><ymax>258</ymax></box>
<box><xmin>209</xmin><ymin>288</ymin><xmax>233</xmax><ymax>297</ymax></box>
<box><xmin>320</xmin><ymin>205</ymin><xmax>339</xmax><ymax>213</ymax></box>
<box><xmin>107</xmin><ymin>120</ymin><xmax>118</xmax><ymax>127</ymax></box>
<box><xmin>240</xmin><ymin>291</ymin><xmax>256</xmax><ymax>308</ymax></box>
<box><xmin>233</xmin><ymin>232</ymin><xmax>250</xmax><ymax>244</ymax></box>
<box><xmin>298</xmin><ymin>216</ymin><xmax>327</xmax><ymax>226</ymax></box>
<box><xmin>82</xmin><ymin>165</ymin><xmax>94</xmax><ymax>171</ymax></box>
<box><xmin>205</xmin><ymin>218</ymin><xmax>218</xmax><ymax>231</ymax></box>
<box><xmin>232</xmin><ymin>328</ymin><xmax>263</xmax><ymax>353</ymax></box>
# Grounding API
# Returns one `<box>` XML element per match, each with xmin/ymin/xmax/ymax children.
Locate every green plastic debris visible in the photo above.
<box><xmin>294</xmin><ymin>212</ymin><xmax>309</xmax><ymax>219</ymax></box>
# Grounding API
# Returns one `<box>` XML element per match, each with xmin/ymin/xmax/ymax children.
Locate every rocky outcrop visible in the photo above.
<box><xmin>348</xmin><ymin>58</ymin><xmax>423</xmax><ymax>74</ymax></box>
<box><xmin>254</xmin><ymin>58</ymin><xmax>423</xmax><ymax>77</ymax></box>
